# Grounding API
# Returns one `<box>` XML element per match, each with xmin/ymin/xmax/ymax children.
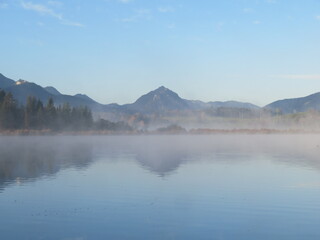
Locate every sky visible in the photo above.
<box><xmin>1</xmin><ymin>0</ymin><xmax>320</xmax><ymax>106</ymax></box>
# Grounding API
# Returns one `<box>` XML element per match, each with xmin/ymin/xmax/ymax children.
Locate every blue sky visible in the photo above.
<box><xmin>1</xmin><ymin>0</ymin><xmax>320</xmax><ymax>106</ymax></box>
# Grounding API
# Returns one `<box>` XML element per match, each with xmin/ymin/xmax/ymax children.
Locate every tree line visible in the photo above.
<box><xmin>0</xmin><ymin>90</ymin><xmax>132</xmax><ymax>132</ymax></box>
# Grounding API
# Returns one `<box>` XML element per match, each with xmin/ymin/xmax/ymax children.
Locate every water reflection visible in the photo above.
<box><xmin>1</xmin><ymin>135</ymin><xmax>320</xmax><ymax>190</ymax></box>
<box><xmin>0</xmin><ymin>136</ymin><xmax>94</xmax><ymax>191</ymax></box>
<box><xmin>1</xmin><ymin>135</ymin><xmax>320</xmax><ymax>240</ymax></box>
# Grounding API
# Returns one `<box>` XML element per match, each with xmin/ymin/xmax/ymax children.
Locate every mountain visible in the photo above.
<box><xmin>74</xmin><ymin>94</ymin><xmax>97</xmax><ymax>104</ymax></box>
<box><xmin>265</xmin><ymin>92</ymin><xmax>320</xmax><ymax>114</ymax></box>
<box><xmin>125</xmin><ymin>86</ymin><xmax>190</xmax><ymax>113</ymax></box>
<box><xmin>0</xmin><ymin>73</ymin><xmax>262</xmax><ymax>118</ymax></box>
<box><xmin>187</xmin><ymin>100</ymin><xmax>260</xmax><ymax>110</ymax></box>
<box><xmin>5</xmin><ymin>81</ymin><xmax>52</xmax><ymax>104</ymax></box>
<box><xmin>0</xmin><ymin>73</ymin><xmax>15</xmax><ymax>89</ymax></box>
<box><xmin>44</xmin><ymin>86</ymin><xmax>61</xmax><ymax>95</ymax></box>
<box><xmin>0</xmin><ymin>74</ymin><xmax>101</xmax><ymax>109</ymax></box>
<box><xmin>207</xmin><ymin>101</ymin><xmax>260</xmax><ymax>110</ymax></box>
<box><xmin>122</xmin><ymin>86</ymin><xmax>261</xmax><ymax>114</ymax></box>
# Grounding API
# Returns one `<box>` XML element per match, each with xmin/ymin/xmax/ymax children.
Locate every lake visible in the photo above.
<box><xmin>1</xmin><ymin>135</ymin><xmax>320</xmax><ymax>240</ymax></box>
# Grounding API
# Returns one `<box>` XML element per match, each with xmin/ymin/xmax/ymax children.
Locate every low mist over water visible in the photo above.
<box><xmin>1</xmin><ymin>135</ymin><xmax>320</xmax><ymax>239</ymax></box>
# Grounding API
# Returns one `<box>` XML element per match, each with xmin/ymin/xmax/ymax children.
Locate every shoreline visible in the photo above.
<box><xmin>1</xmin><ymin>128</ymin><xmax>320</xmax><ymax>136</ymax></box>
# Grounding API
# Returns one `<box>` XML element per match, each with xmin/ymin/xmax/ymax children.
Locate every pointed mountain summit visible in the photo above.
<box><xmin>128</xmin><ymin>86</ymin><xmax>189</xmax><ymax>113</ymax></box>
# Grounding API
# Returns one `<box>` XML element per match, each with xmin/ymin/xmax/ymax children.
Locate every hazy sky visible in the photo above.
<box><xmin>1</xmin><ymin>0</ymin><xmax>320</xmax><ymax>106</ymax></box>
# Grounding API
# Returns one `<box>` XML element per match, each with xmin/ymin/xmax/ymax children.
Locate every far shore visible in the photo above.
<box><xmin>1</xmin><ymin>128</ymin><xmax>320</xmax><ymax>136</ymax></box>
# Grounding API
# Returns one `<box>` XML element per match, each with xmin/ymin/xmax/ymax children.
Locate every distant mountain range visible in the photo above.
<box><xmin>126</xmin><ymin>86</ymin><xmax>260</xmax><ymax>113</ymax></box>
<box><xmin>0</xmin><ymin>73</ymin><xmax>100</xmax><ymax>110</ymax></box>
<box><xmin>1</xmin><ymin>73</ymin><xmax>320</xmax><ymax>116</ymax></box>
<box><xmin>265</xmin><ymin>92</ymin><xmax>320</xmax><ymax>114</ymax></box>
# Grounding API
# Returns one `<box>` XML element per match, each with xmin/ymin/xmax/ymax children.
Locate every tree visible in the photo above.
<box><xmin>0</xmin><ymin>92</ymin><xmax>20</xmax><ymax>129</ymax></box>
<box><xmin>0</xmin><ymin>91</ymin><xmax>105</xmax><ymax>132</ymax></box>
<box><xmin>45</xmin><ymin>98</ymin><xmax>56</xmax><ymax>130</ymax></box>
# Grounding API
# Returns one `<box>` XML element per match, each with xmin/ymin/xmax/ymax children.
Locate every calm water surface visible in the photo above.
<box><xmin>1</xmin><ymin>135</ymin><xmax>320</xmax><ymax>240</ymax></box>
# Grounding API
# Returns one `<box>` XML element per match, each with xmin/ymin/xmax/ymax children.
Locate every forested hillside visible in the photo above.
<box><xmin>0</xmin><ymin>90</ymin><xmax>131</xmax><ymax>132</ymax></box>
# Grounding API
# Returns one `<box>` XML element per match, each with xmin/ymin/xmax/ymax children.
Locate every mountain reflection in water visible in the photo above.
<box><xmin>1</xmin><ymin>135</ymin><xmax>320</xmax><ymax>190</ymax></box>
<box><xmin>0</xmin><ymin>137</ymin><xmax>94</xmax><ymax>190</ymax></box>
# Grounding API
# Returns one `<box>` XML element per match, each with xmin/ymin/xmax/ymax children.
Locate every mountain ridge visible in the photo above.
<box><xmin>2</xmin><ymin>72</ymin><xmax>319</xmax><ymax>116</ymax></box>
<box><xmin>0</xmin><ymin>73</ymin><xmax>16</xmax><ymax>89</ymax></box>
<box><xmin>265</xmin><ymin>92</ymin><xmax>320</xmax><ymax>114</ymax></box>
<box><xmin>44</xmin><ymin>86</ymin><xmax>61</xmax><ymax>96</ymax></box>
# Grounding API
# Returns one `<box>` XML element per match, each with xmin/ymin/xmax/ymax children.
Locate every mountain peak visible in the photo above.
<box><xmin>16</xmin><ymin>79</ymin><xmax>29</xmax><ymax>85</ymax></box>
<box><xmin>155</xmin><ymin>86</ymin><xmax>168</xmax><ymax>91</ymax></box>
<box><xmin>152</xmin><ymin>86</ymin><xmax>177</xmax><ymax>96</ymax></box>
<box><xmin>129</xmin><ymin>86</ymin><xmax>189</xmax><ymax>113</ymax></box>
<box><xmin>143</xmin><ymin>86</ymin><xmax>180</xmax><ymax>100</ymax></box>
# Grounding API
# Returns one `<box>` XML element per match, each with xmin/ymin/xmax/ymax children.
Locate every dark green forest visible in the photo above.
<box><xmin>0</xmin><ymin>90</ymin><xmax>132</xmax><ymax>132</ymax></box>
